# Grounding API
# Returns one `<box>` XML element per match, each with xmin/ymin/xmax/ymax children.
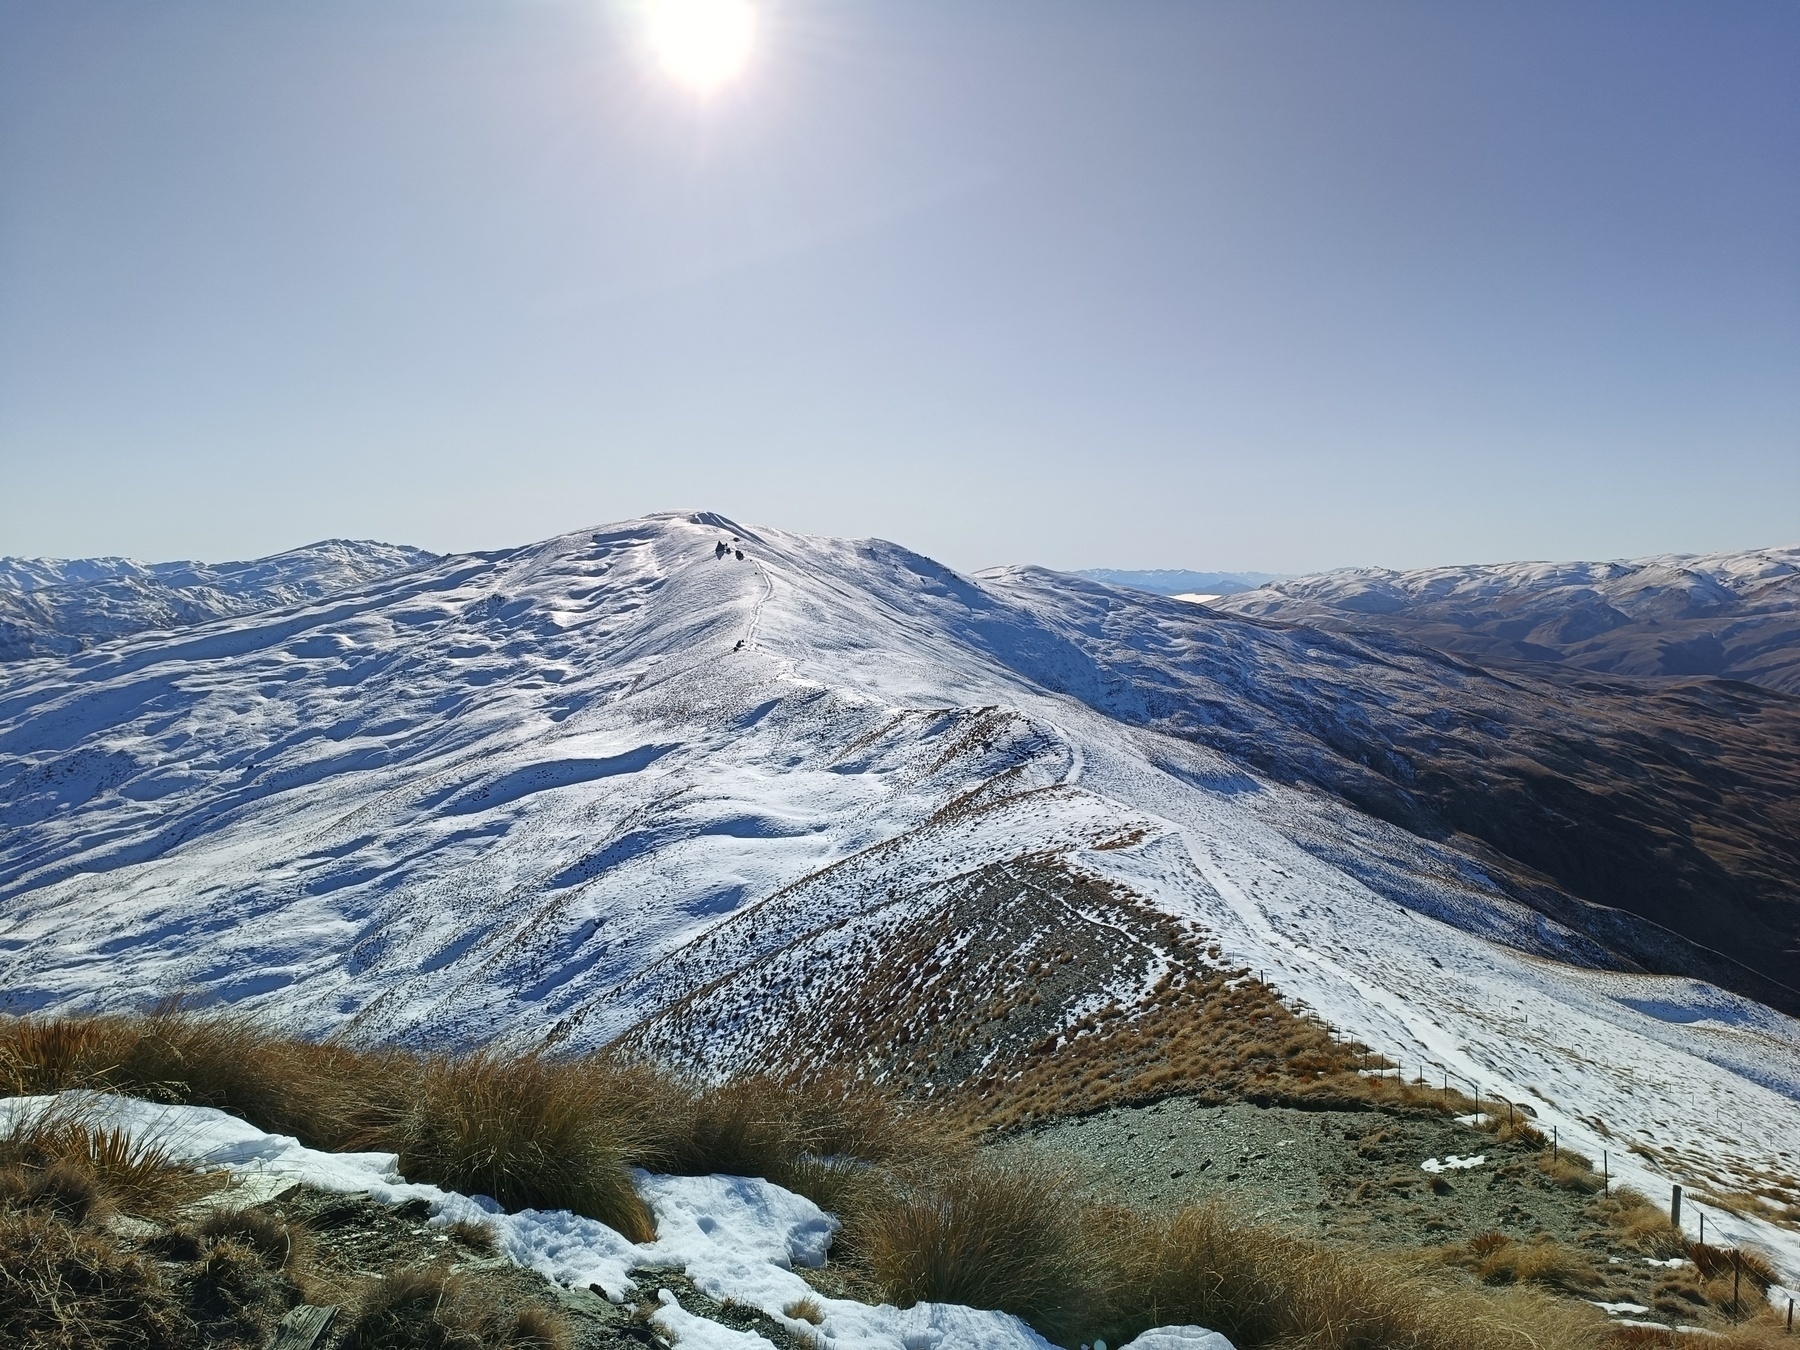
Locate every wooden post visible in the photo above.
<box><xmin>1552</xmin><ymin>1126</ymin><xmax>1558</xmax><ymax>1162</ymax></box>
<box><xmin>1603</xmin><ymin>1151</ymin><xmax>1609</xmax><ymax>1195</ymax></box>
<box><xmin>1732</xmin><ymin>1251</ymin><xmax>1740</xmax><ymax>1319</ymax></box>
<box><xmin>1671</xmin><ymin>1184</ymin><xmax>1682</xmax><ymax>1228</ymax></box>
<box><xmin>269</xmin><ymin>1306</ymin><xmax>337</xmax><ymax>1350</ymax></box>
<box><xmin>1699</xmin><ymin>1211</ymin><xmax>1705</xmax><ymax>1245</ymax></box>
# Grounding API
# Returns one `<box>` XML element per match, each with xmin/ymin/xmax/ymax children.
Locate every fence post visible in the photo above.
<box><xmin>1671</xmin><ymin>1184</ymin><xmax>1682</xmax><ymax>1228</ymax></box>
<box><xmin>1603</xmin><ymin>1151</ymin><xmax>1609</xmax><ymax>1195</ymax></box>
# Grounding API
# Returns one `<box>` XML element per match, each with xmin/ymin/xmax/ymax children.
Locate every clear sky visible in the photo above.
<box><xmin>2</xmin><ymin>1</ymin><xmax>1796</xmax><ymax>575</ymax></box>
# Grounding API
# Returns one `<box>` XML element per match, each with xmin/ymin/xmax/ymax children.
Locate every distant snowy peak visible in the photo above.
<box><xmin>0</xmin><ymin>538</ymin><xmax>438</xmax><ymax>661</ymax></box>
<box><xmin>1075</xmin><ymin>568</ymin><xmax>1281</xmax><ymax>597</ymax></box>
<box><xmin>1215</xmin><ymin>546</ymin><xmax>1800</xmax><ymax>691</ymax></box>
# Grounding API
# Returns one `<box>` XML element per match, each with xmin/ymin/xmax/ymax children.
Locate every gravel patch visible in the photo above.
<box><xmin>995</xmin><ymin>1097</ymin><xmax>1594</xmax><ymax>1250</ymax></box>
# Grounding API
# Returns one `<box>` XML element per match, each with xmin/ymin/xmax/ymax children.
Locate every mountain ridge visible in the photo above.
<box><xmin>0</xmin><ymin>538</ymin><xmax>439</xmax><ymax>661</ymax></box>
<box><xmin>1211</xmin><ymin>545</ymin><xmax>1800</xmax><ymax>693</ymax></box>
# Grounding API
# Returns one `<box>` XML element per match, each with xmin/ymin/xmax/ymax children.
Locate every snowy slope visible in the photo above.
<box><xmin>2</xmin><ymin>513</ymin><xmax>1797</xmax><ymax>1283</ymax></box>
<box><xmin>1214</xmin><ymin>546</ymin><xmax>1800</xmax><ymax>691</ymax></box>
<box><xmin>0</xmin><ymin>539</ymin><xmax>437</xmax><ymax>660</ymax></box>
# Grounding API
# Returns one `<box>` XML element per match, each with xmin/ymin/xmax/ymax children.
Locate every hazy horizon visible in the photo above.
<box><xmin>3</xmin><ymin>510</ymin><xmax>1796</xmax><ymax>585</ymax></box>
<box><xmin>4</xmin><ymin>1</ymin><xmax>1796</xmax><ymax>575</ymax></box>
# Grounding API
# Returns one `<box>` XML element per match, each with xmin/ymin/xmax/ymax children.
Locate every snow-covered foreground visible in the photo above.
<box><xmin>2</xmin><ymin>513</ymin><xmax>1796</xmax><ymax>1290</ymax></box>
<box><xmin>0</xmin><ymin>1092</ymin><xmax>1232</xmax><ymax>1350</ymax></box>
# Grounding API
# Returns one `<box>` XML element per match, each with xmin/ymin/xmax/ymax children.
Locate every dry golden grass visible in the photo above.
<box><xmin>194</xmin><ymin>1207</ymin><xmax>304</xmax><ymax>1270</ymax></box>
<box><xmin>446</xmin><ymin>1217</ymin><xmax>499</xmax><ymax>1254</ymax></box>
<box><xmin>340</xmin><ymin>1265</ymin><xmax>572</xmax><ymax>1350</ymax></box>
<box><xmin>1589</xmin><ymin>1187</ymin><xmax>1689</xmax><ymax>1259</ymax></box>
<box><xmin>851</xmin><ymin>1155</ymin><xmax>1094</xmax><ymax>1342</ymax></box>
<box><xmin>1091</xmin><ymin>1200</ymin><xmax>1611</xmax><ymax>1350</ymax></box>
<box><xmin>0</xmin><ymin>1005</ymin><xmax>398</xmax><ymax>1152</ymax></box>
<box><xmin>386</xmin><ymin>1050</ymin><xmax>655</xmax><ymax>1241</ymax></box>
<box><xmin>1693</xmin><ymin>1188</ymin><xmax>1798</xmax><ymax>1229</ymax></box>
<box><xmin>1432</xmin><ymin>1231</ymin><xmax>1599</xmax><ymax>1291</ymax></box>
<box><xmin>1603</xmin><ymin>1329</ymin><xmax>1793</xmax><ymax>1349</ymax></box>
<box><xmin>782</xmin><ymin>1296</ymin><xmax>825</xmax><ymax>1325</ymax></box>
<box><xmin>1538</xmin><ymin>1148</ymin><xmax>1606</xmax><ymax>1193</ymax></box>
<box><xmin>835</xmin><ymin>1157</ymin><xmax>1616</xmax><ymax>1349</ymax></box>
<box><xmin>0</xmin><ymin>1205</ymin><xmax>195</xmax><ymax>1349</ymax></box>
<box><xmin>1</xmin><ymin>1102</ymin><xmax>217</xmax><ymax>1221</ymax></box>
<box><xmin>0</xmin><ymin>1109</ymin><xmax>304</xmax><ymax>1349</ymax></box>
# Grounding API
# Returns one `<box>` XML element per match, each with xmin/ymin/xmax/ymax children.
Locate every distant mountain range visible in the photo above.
<box><xmin>1210</xmin><ymin>547</ymin><xmax>1800</xmax><ymax>694</ymax></box>
<box><xmin>1076</xmin><ymin>568</ymin><xmax>1282</xmax><ymax>597</ymax></box>
<box><xmin>0</xmin><ymin>540</ymin><xmax>438</xmax><ymax>661</ymax></box>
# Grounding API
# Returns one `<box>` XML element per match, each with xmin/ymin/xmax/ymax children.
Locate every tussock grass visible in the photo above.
<box><xmin>783</xmin><ymin>1296</ymin><xmax>825</xmax><ymax>1324</ymax></box>
<box><xmin>194</xmin><ymin>1207</ymin><xmax>303</xmax><ymax>1269</ymax></box>
<box><xmin>0</xmin><ymin>1004</ymin><xmax>392</xmax><ymax>1151</ymax></box>
<box><xmin>1686</xmin><ymin>1240</ymin><xmax>1777</xmax><ymax>1290</ymax></box>
<box><xmin>1</xmin><ymin>1103</ymin><xmax>213</xmax><ymax>1220</ymax></box>
<box><xmin>446</xmin><ymin>1217</ymin><xmax>499</xmax><ymax>1253</ymax></box>
<box><xmin>1606</xmin><ymin>1329</ymin><xmax>1792</xmax><ymax>1349</ymax></box>
<box><xmin>0</xmin><ymin>1205</ymin><xmax>194</xmax><ymax>1349</ymax></box>
<box><xmin>1539</xmin><ymin>1148</ymin><xmax>1606</xmax><ymax>1193</ymax></box>
<box><xmin>391</xmin><ymin>1050</ymin><xmax>655</xmax><ymax>1240</ymax></box>
<box><xmin>341</xmin><ymin>1266</ymin><xmax>572</xmax><ymax>1350</ymax></box>
<box><xmin>1432</xmin><ymin>1230</ymin><xmax>1599</xmax><ymax>1290</ymax></box>
<box><xmin>852</xmin><ymin>1156</ymin><xmax>1093</xmax><ymax>1342</ymax></box>
<box><xmin>1693</xmin><ymin>1187</ymin><xmax>1798</xmax><ymax>1229</ymax></box>
<box><xmin>1589</xmin><ymin>1187</ymin><xmax>1689</xmax><ymax>1259</ymax></box>
<box><xmin>1094</xmin><ymin>1200</ymin><xmax>1610</xmax><ymax>1350</ymax></box>
<box><xmin>0</xmin><ymin>1106</ymin><xmax>299</xmax><ymax>1349</ymax></box>
<box><xmin>1</xmin><ymin>1012</ymin><xmax>925</xmax><ymax>1240</ymax></box>
<box><xmin>842</xmin><ymin>1161</ymin><xmax>1615</xmax><ymax>1349</ymax></box>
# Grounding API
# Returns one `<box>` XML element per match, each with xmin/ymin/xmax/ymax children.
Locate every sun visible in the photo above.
<box><xmin>645</xmin><ymin>0</ymin><xmax>756</xmax><ymax>94</ymax></box>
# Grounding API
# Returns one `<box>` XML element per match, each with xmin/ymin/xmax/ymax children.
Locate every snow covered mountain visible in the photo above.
<box><xmin>1214</xmin><ymin>547</ymin><xmax>1800</xmax><ymax>693</ymax></box>
<box><xmin>1075</xmin><ymin>569</ymin><xmax>1280</xmax><ymax>597</ymax></box>
<box><xmin>0</xmin><ymin>538</ymin><xmax>438</xmax><ymax>661</ymax></box>
<box><xmin>2</xmin><ymin>513</ymin><xmax>1798</xmax><ymax>1281</ymax></box>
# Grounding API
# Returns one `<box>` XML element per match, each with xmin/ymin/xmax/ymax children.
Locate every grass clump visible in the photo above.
<box><xmin>1434</xmin><ymin>1230</ymin><xmax>1599</xmax><ymax>1291</ymax></box>
<box><xmin>841</xmin><ymin>1164</ymin><xmax>1615</xmax><ymax>1350</ymax></box>
<box><xmin>0</xmin><ymin>1109</ymin><xmax>302</xmax><ymax>1349</ymax></box>
<box><xmin>0</xmin><ymin>1206</ymin><xmax>194</xmax><ymax>1349</ymax></box>
<box><xmin>445</xmin><ymin>1218</ymin><xmax>499</xmax><ymax>1254</ymax></box>
<box><xmin>783</xmin><ymin>1296</ymin><xmax>825</xmax><ymax>1325</ymax></box>
<box><xmin>852</xmin><ymin>1157</ymin><xmax>1094</xmax><ymax>1343</ymax></box>
<box><xmin>1</xmin><ymin>1104</ymin><xmax>213</xmax><ymax>1222</ymax></box>
<box><xmin>1589</xmin><ymin>1187</ymin><xmax>1688</xmax><ymax>1259</ymax></box>
<box><xmin>389</xmin><ymin>1050</ymin><xmax>654</xmax><ymax>1241</ymax></box>
<box><xmin>193</xmin><ymin>1208</ymin><xmax>303</xmax><ymax>1269</ymax></box>
<box><xmin>0</xmin><ymin>1006</ymin><xmax>393</xmax><ymax>1152</ymax></box>
<box><xmin>340</xmin><ymin>1266</ymin><xmax>571</xmax><ymax>1350</ymax></box>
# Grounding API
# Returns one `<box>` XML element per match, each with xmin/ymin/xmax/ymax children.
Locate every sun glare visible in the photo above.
<box><xmin>646</xmin><ymin>0</ymin><xmax>756</xmax><ymax>94</ymax></box>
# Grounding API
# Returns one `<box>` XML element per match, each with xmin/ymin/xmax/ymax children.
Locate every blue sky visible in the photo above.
<box><xmin>2</xmin><ymin>0</ymin><xmax>1795</xmax><ymax>573</ymax></box>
